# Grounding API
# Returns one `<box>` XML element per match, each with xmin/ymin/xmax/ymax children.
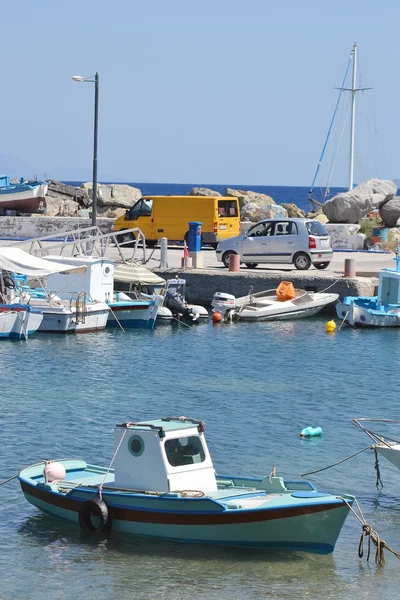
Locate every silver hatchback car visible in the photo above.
<box><xmin>216</xmin><ymin>218</ymin><xmax>333</xmax><ymax>270</ymax></box>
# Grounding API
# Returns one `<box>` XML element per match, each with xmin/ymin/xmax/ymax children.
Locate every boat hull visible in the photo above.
<box><xmin>0</xmin><ymin>183</ymin><xmax>48</xmax><ymax>214</ymax></box>
<box><xmin>34</xmin><ymin>304</ymin><xmax>109</xmax><ymax>333</ymax></box>
<box><xmin>0</xmin><ymin>308</ymin><xmax>43</xmax><ymax>338</ymax></box>
<box><xmin>107</xmin><ymin>301</ymin><xmax>158</xmax><ymax>329</ymax></box>
<box><xmin>336</xmin><ymin>299</ymin><xmax>400</xmax><ymax>327</ymax></box>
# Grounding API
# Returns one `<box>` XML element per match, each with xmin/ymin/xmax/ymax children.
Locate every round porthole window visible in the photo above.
<box><xmin>104</xmin><ymin>266</ymin><xmax>111</xmax><ymax>276</ymax></box>
<box><xmin>128</xmin><ymin>435</ymin><xmax>144</xmax><ymax>457</ymax></box>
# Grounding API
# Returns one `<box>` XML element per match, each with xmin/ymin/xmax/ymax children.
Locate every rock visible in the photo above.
<box><xmin>314</xmin><ymin>213</ymin><xmax>329</xmax><ymax>225</ymax></box>
<box><xmin>281</xmin><ymin>203</ymin><xmax>305</xmax><ymax>218</ymax></box>
<box><xmin>47</xmin><ymin>180</ymin><xmax>90</xmax><ymax>208</ymax></box>
<box><xmin>188</xmin><ymin>187</ymin><xmax>221</xmax><ymax>197</ymax></box>
<box><xmin>57</xmin><ymin>199</ymin><xmax>80</xmax><ymax>217</ymax></box>
<box><xmin>45</xmin><ymin>196</ymin><xmax>63</xmax><ymax>217</ymax></box>
<box><xmin>322</xmin><ymin>178</ymin><xmax>397</xmax><ymax>223</ymax></box>
<box><xmin>82</xmin><ymin>183</ymin><xmax>142</xmax><ymax>208</ymax></box>
<box><xmin>225</xmin><ymin>188</ymin><xmax>275</xmax><ymax>209</ymax></box>
<box><xmin>324</xmin><ymin>223</ymin><xmax>365</xmax><ymax>249</ymax></box>
<box><xmin>241</xmin><ymin>202</ymin><xmax>287</xmax><ymax>222</ymax></box>
<box><xmin>380</xmin><ymin>196</ymin><xmax>400</xmax><ymax>227</ymax></box>
<box><xmin>97</xmin><ymin>206</ymin><xmax>127</xmax><ymax>219</ymax></box>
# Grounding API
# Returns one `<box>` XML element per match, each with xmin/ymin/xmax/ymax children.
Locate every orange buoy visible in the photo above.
<box><xmin>212</xmin><ymin>311</ymin><xmax>222</xmax><ymax>323</ymax></box>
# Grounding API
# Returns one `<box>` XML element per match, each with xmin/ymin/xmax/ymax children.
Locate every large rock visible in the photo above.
<box><xmin>322</xmin><ymin>178</ymin><xmax>397</xmax><ymax>223</ymax></box>
<box><xmin>380</xmin><ymin>196</ymin><xmax>400</xmax><ymax>227</ymax></box>
<box><xmin>97</xmin><ymin>206</ymin><xmax>127</xmax><ymax>219</ymax></box>
<box><xmin>281</xmin><ymin>203</ymin><xmax>305</xmax><ymax>218</ymax></box>
<box><xmin>188</xmin><ymin>187</ymin><xmax>221</xmax><ymax>196</ymax></box>
<box><xmin>241</xmin><ymin>202</ymin><xmax>287</xmax><ymax>222</ymax></box>
<box><xmin>324</xmin><ymin>223</ymin><xmax>365</xmax><ymax>250</ymax></box>
<box><xmin>225</xmin><ymin>188</ymin><xmax>276</xmax><ymax>209</ymax></box>
<box><xmin>47</xmin><ymin>180</ymin><xmax>90</xmax><ymax>208</ymax></box>
<box><xmin>82</xmin><ymin>183</ymin><xmax>142</xmax><ymax>208</ymax></box>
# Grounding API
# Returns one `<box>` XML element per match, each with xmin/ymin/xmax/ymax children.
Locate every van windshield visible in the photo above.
<box><xmin>305</xmin><ymin>221</ymin><xmax>328</xmax><ymax>236</ymax></box>
<box><xmin>218</xmin><ymin>200</ymin><xmax>238</xmax><ymax>217</ymax></box>
<box><xmin>126</xmin><ymin>199</ymin><xmax>153</xmax><ymax>220</ymax></box>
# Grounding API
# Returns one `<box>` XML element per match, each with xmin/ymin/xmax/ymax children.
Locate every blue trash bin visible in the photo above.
<box><xmin>188</xmin><ymin>222</ymin><xmax>202</xmax><ymax>252</ymax></box>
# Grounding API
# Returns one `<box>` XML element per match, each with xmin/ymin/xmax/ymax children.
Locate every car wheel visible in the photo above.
<box><xmin>293</xmin><ymin>252</ymin><xmax>311</xmax><ymax>270</ymax></box>
<box><xmin>314</xmin><ymin>262</ymin><xmax>330</xmax><ymax>270</ymax></box>
<box><xmin>244</xmin><ymin>263</ymin><xmax>258</xmax><ymax>269</ymax></box>
<box><xmin>222</xmin><ymin>251</ymin><xmax>237</xmax><ymax>269</ymax></box>
<box><xmin>120</xmin><ymin>230</ymin><xmax>136</xmax><ymax>246</ymax></box>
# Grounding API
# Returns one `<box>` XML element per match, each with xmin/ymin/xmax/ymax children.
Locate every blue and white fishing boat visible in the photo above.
<box><xmin>0</xmin><ymin>304</ymin><xmax>42</xmax><ymax>339</ymax></box>
<box><xmin>18</xmin><ymin>416</ymin><xmax>354</xmax><ymax>553</ymax></box>
<box><xmin>336</xmin><ymin>250</ymin><xmax>400</xmax><ymax>327</ymax></box>
<box><xmin>0</xmin><ymin>175</ymin><xmax>47</xmax><ymax>214</ymax></box>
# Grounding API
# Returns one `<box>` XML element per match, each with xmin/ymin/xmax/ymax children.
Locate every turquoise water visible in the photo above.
<box><xmin>2</xmin><ymin>320</ymin><xmax>400</xmax><ymax>599</ymax></box>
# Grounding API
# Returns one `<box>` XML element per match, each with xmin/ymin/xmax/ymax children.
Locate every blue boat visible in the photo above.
<box><xmin>336</xmin><ymin>249</ymin><xmax>400</xmax><ymax>327</ymax></box>
<box><xmin>18</xmin><ymin>416</ymin><xmax>354</xmax><ymax>553</ymax></box>
<box><xmin>0</xmin><ymin>175</ymin><xmax>48</xmax><ymax>214</ymax></box>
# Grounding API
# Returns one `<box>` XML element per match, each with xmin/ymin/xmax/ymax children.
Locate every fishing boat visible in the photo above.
<box><xmin>336</xmin><ymin>251</ymin><xmax>400</xmax><ymax>327</ymax></box>
<box><xmin>18</xmin><ymin>415</ymin><xmax>354</xmax><ymax>553</ymax></box>
<box><xmin>212</xmin><ymin>285</ymin><xmax>338</xmax><ymax>322</ymax></box>
<box><xmin>0</xmin><ymin>305</ymin><xmax>42</xmax><ymax>339</ymax></box>
<box><xmin>0</xmin><ymin>175</ymin><xmax>47</xmax><ymax>214</ymax></box>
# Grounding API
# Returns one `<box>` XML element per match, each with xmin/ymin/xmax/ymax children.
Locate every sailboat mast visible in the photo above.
<box><xmin>349</xmin><ymin>42</ymin><xmax>357</xmax><ymax>191</ymax></box>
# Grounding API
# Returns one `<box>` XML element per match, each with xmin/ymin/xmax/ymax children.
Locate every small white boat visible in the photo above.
<box><xmin>0</xmin><ymin>306</ymin><xmax>43</xmax><ymax>339</ymax></box>
<box><xmin>352</xmin><ymin>418</ymin><xmax>400</xmax><ymax>471</ymax></box>
<box><xmin>212</xmin><ymin>287</ymin><xmax>338</xmax><ymax>321</ymax></box>
<box><xmin>0</xmin><ymin>175</ymin><xmax>47</xmax><ymax>214</ymax></box>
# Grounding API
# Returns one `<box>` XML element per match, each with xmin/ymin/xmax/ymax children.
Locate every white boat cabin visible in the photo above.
<box><xmin>378</xmin><ymin>267</ymin><xmax>400</xmax><ymax>306</ymax></box>
<box><xmin>114</xmin><ymin>417</ymin><xmax>218</xmax><ymax>493</ymax></box>
<box><xmin>44</xmin><ymin>256</ymin><xmax>114</xmax><ymax>303</ymax></box>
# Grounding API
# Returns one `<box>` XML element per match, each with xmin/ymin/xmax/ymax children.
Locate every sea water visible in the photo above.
<box><xmin>1</xmin><ymin>319</ymin><xmax>400</xmax><ymax>599</ymax></box>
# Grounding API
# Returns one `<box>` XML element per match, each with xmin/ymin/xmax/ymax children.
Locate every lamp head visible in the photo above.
<box><xmin>72</xmin><ymin>75</ymin><xmax>85</xmax><ymax>82</ymax></box>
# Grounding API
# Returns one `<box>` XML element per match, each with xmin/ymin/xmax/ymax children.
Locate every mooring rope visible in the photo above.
<box><xmin>341</xmin><ymin>496</ymin><xmax>400</xmax><ymax>566</ymax></box>
<box><xmin>300</xmin><ymin>446</ymin><xmax>372</xmax><ymax>477</ymax></box>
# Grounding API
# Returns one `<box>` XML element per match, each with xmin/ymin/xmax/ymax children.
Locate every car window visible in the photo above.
<box><xmin>247</xmin><ymin>222</ymin><xmax>273</xmax><ymax>237</ymax></box>
<box><xmin>305</xmin><ymin>221</ymin><xmax>328</xmax><ymax>236</ymax></box>
<box><xmin>274</xmin><ymin>222</ymin><xmax>298</xmax><ymax>236</ymax></box>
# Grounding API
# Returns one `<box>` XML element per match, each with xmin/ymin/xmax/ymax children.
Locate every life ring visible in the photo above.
<box><xmin>3</xmin><ymin>276</ymin><xmax>15</xmax><ymax>290</ymax></box>
<box><xmin>78</xmin><ymin>498</ymin><xmax>112</xmax><ymax>532</ymax></box>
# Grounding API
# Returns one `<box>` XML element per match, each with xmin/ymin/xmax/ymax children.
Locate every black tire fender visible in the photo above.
<box><xmin>78</xmin><ymin>497</ymin><xmax>112</xmax><ymax>532</ymax></box>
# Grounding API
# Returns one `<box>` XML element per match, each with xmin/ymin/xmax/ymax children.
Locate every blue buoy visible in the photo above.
<box><xmin>300</xmin><ymin>426</ymin><xmax>323</xmax><ymax>437</ymax></box>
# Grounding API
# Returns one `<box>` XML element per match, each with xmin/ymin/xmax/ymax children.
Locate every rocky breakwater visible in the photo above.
<box><xmin>321</xmin><ymin>178</ymin><xmax>399</xmax><ymax>250</ymax></box>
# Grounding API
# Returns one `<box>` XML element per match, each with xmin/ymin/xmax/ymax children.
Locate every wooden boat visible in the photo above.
<box><xmin>336</xmin><ymin>252</ymin><xmax>400</xmax><ymax>327</ymax></box>
<box><xmin>0</xmin><ymin>176</ymin><xmax>47</xmax><ymax>214</ymax></box>
<box><xmin>18</xmin><ymin>416</ymin><xmax>354</xmax><ymax>553</ymax></box>
<box><xmin>212</xmin><ymin>287</ymin><xmax>338</xmax><ymax>321</ymax></box>
<box><xmin>0</xmin><ymin>304</ymin><xmax>42</xmax><ymax>339</ymax></box>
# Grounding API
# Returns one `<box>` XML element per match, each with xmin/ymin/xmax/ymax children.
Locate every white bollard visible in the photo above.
<box><xmin>160</xmin><ymin>237</ymin><xmax>168</xmax><ymax>268</ymax></box>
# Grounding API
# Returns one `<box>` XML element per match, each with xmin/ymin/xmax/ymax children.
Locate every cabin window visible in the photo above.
<box><xmin>165</xmin><ymin>436</ymin><xmax>205</xmax><ymax>467</ymax></box>
<box><xmin>128</xmin><ymin>435</ymin><xmax>145</xmax><ymax>457</ymax></box>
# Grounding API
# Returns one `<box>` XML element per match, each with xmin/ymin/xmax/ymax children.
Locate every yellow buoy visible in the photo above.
<box><xmin>325</xmin><ymin>319</ymin><xmax>336</xmax><ymax>333</ymax></box>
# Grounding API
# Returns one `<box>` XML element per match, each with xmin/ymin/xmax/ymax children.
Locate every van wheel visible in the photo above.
<box><xmin>146</xmin><ymin>240</ymin><xmax>157</xmax><ymax>248</ymax></box>
<box><xmin>222</xmin><ymin>251</ymin><xmax>237</xmax><ymax>269</ymax></box>
<box><xmin>293</xmin><ymin>252</ymin><xmax>311</xmax><ymax>270</ymax></box>
<box><xmin>120</xmin><ymin>230</ymin><xmax>135</xmax><ymax>246</ymax></box>
<box><xmin>314</xmin><ymin>262</ymin><xmax>330</xmax><ymax>270</ymax></box>
<box><xmin>244</xmin><ymin>263</ymin><xmax>258</xmax><ymax>269</ymax></box>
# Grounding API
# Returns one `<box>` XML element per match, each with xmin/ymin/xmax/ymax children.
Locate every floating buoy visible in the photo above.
<box><xmin>300</xmin><ymin>426</ymin><xmax>323</xmax><ymax>437</ymax></box>
<box><xmin>212</xmin><ymin>311</ymin><xmax>222</xmax><ymax>323</ymax></box>
<box><xmin>325</xmin><ymin>320</ymin><xmax>336</xmax><ymax>333</ymax></box>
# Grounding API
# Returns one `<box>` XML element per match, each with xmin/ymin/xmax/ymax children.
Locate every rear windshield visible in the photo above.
<box><xmin>218</xmin><ymin>200</ymin><xmax>238</xmax><ymax>218</ymax></box>
<box><xmin>305</xmin><ymin>221</ymin><xmax>328</xmax><ymax>236</ymax></box>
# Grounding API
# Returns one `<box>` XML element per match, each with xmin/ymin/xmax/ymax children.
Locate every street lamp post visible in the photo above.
<box><xmin>72</xmin><ymin>73</ymin><xmax>99</xmax><ymax>227</ymax></box>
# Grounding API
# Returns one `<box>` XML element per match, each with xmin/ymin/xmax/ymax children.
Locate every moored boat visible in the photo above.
<box><xmin>0</xmin><ymin>175</ymin><xmax>47</xmax><ymax>214</ymax></box>
<box><xmin>18</xmin><ymin>416</ymin><xmax>354</xmax><ymax>553</ymax></box>
<box><xmin>0</xmin><ymin>304</ymin><xmax>42</xmax><ymax>339</ymax></box>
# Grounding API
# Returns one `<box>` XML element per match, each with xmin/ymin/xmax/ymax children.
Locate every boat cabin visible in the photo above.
<box><xmin>378</xmin><ymin>267</ymin><xmax>400</xmax><ymax>307</ymax></box>
<box><xmin>43</xmin><ymin>256</ymin><xmax>114</xmax><ymax>303</ymax></box>
<box><xmin>114</xmin><ymin>417</ymin><xmax>218</xmax><ymax>493</ymax></box>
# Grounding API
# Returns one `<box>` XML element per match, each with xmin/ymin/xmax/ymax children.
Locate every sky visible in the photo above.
<box><xmin>1</xmin><ymin>0</ymin><xmax>400</xmax><ymax>187</ymax></box>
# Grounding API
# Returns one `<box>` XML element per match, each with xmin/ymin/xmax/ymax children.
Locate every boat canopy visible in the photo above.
<box><xmin>0</xmin><ymin>248</ymin><xmax>86</xmax><ymax>277</ymax></box>
<box><xmin>114</xmin><ymin>262</ymin><xmax>165</xmax><ymax>286</ymax></box>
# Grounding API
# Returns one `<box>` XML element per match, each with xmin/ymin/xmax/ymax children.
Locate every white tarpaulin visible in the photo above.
<box><xmin>114</xmin><ymin>262</ymin><xmax>165</xmax><ymax>286</ymax></box>
<box><xmin>0</xmin><ymin>247</ymin><xmax>86</xmax><ymax>277</ymax></box>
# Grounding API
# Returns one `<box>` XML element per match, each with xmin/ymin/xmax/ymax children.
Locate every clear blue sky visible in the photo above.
<box><xmin>1</xmin><ymin>0</ymin><xmax>399</xmax><ymax>187</ymax></box>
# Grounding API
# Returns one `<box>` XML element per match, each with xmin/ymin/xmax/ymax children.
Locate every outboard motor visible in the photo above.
<box><xmin>164</xmin><ymin>288</ymin><xmax>193</xmax><ymax>321</ymax></box>
<box><xmin>211</xmin><ymin>292</ymin><xmax>236</xmax><ymax>315</ymax></box>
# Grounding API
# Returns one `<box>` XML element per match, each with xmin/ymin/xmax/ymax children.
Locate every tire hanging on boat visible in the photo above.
<box><xmin>78</xmin><ymin>497</ymin><xmax>112</xmax><ymax>532</ymax></box>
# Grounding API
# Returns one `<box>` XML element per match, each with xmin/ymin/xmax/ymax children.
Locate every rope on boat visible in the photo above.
<box><xmin>108</xmin><ymin>305</ymin><xmax>126</xmax><ymax>333</ymax></box>
<box><xmin>340</xmin><ymin>496</ymin><xmax>400</xmax><ymax>566</ymax></box>
<box><xmin>338</xmin><ymin>309</ymin><xmax>349</xmax><ymax>331</ymax></box>
<box><xmin>374</xmin><ymin>448</ymin><xmax>384</xmax><ymax>488</ymax></box>
<box><xmin>97</xmin><ymin>425</ymin><xmax>131</xmax><ymax>500</ymax></box>
<box><xmin>300</xmin><ymin>446</ymin><xmax>372</xmax><ymax>477</ymax></box>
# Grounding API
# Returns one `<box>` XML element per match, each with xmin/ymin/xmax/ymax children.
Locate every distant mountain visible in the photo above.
<box><xmin>0</xmin><ymin>153</ymin><xmax>42</xmax><ymax>179</ymax></box>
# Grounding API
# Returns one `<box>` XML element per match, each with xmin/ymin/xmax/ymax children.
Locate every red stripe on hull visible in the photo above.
<box><xmin>0</xmin><ymin>197</ymin><xmax>46</xmax><ymax>214</ymax></box>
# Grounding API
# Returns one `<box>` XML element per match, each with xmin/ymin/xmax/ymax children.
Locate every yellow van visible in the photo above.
<box><xmin>113</xmin><ymin>195</ymin><xmax>240</xmax><ymax>248</ymax></box>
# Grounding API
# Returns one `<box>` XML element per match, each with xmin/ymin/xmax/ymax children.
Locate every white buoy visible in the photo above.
<box><xmin>44</xmin><ymin>462</ymin><xmax>66</xmax><ymax>482</ymax></box>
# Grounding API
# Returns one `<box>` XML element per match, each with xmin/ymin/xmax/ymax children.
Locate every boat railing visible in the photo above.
<box><xmin>7</xmin><ymin>226</ymin><xmax>149</xmax><ymax>265</ymax></box>
<box><xmin>351</xmin><ymin>418</ymin><xmax>400</xmax><ymax>447</ymax></box>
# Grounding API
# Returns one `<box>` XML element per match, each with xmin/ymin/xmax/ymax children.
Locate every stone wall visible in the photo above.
<box><xmin>0</xmin><ymin>216</ymin><xmax>114</xmax><ymax>239</ymax></box>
